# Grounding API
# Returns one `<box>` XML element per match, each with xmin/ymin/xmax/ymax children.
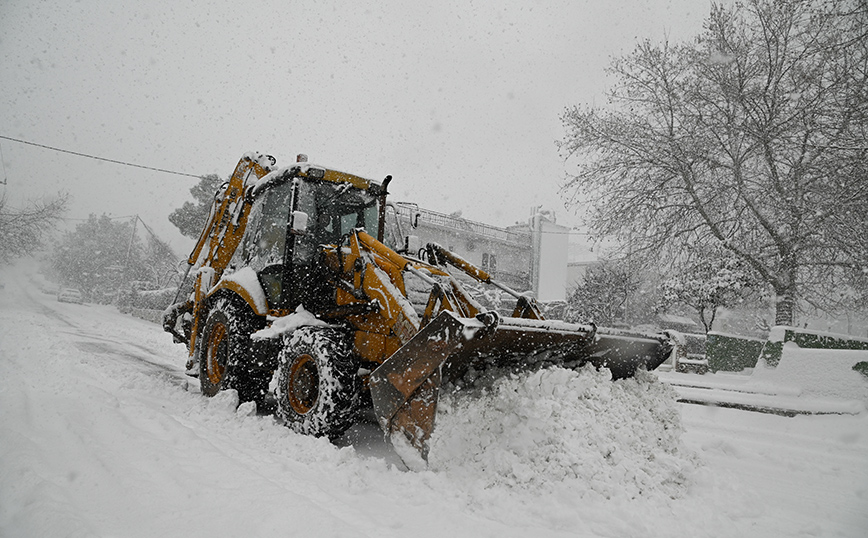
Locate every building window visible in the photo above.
<box><xmin>482</xmin><ymin>253</ymin><xmax>496</xmax><ymax>274</ymax></box>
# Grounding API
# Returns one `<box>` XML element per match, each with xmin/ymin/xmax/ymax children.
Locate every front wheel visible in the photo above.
<box><xmin>195</xmin><ymin>296</ymin><xmax>267</xmax><ymax>404</ymax></box>
<box><xmin>276</xmin><ymin>326</ymin><xmax>360</xmax><ymax>440</ymax></box>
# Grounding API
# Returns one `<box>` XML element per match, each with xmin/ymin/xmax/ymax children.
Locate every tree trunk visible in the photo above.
<box><xmin>774</xmin><ymin>291</ymin><xmax>795</xmax><ymax>326</ymax></box>
<box><xmin>699</xmin><ymin>306</ymin><xmax>716</xmax><ymax>334</ymax></box>
<box><xmin>773</xmin><ymin>257</ymin><xmax>799</xmax><ymax>326</ymax></box>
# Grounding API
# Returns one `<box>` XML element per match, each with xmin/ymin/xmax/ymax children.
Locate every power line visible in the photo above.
<box><xmin>0</xmin><ymin>134</ymin><xmax>200</xmax><ymax>178</ymax></box>
<box><xmin>60</xmin><ymin>215</ymin><xmax>137</xmax><ymax>222</ymax></box>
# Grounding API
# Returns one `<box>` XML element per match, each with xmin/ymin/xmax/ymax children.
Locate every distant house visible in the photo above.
<box><xmin>387</xmin><ymin>203</ymin><xmax>571</xmax><ymax>301</ymax></box>
<box><xmin>658</xmin><ymin>313</ymin><xmax>704</xmax><ymax>334</ymax></box>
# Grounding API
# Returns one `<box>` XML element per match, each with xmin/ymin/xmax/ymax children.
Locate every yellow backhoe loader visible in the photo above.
<box><xmin>163</xmin><ymin>153</ymin><xmax>672</xmax><ymax>465</ymax></box>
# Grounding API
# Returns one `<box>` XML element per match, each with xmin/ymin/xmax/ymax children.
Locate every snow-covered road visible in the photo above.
<box><xmin>1</xmin><ymin>268</ymin><xmax>866</xmax><ymax>538</ymax></box>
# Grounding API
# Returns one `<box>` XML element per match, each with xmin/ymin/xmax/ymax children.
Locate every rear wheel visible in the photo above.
<box><xmin>196</xmin><ymin>296</ymin><xmax>268</xmax><ymax>404</ymax></box>
<box><xmin>276</xmin><ymin>326</ymin><xmax>360</xmax><ymax>439</ymax></box>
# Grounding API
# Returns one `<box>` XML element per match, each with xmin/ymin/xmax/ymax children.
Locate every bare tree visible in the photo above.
<box><xmin>560</xmin><ymin>0</ymin><xmax>868</xmax><ymax>326</ymax></box>
<box><xmin>0</xmin><ymin>193</ymin><xmax>68</xmax><ymax>264</ymax></box>
<box><xmin>140</xmin><ymin>223</ymin><xmax>181</xmax><ymax>289</ymax></box>
<box><xmin>565</xmin><ymin>261</ymin><xmax>637</xmax><ymax>326</ymax></box>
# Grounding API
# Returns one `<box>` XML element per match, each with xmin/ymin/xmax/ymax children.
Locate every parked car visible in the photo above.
<box><xmin>42</xmin><ymin>284</ymin><xmax>60</xmax><ymax>295</ymax></box>
<box><xmin>57</xmin><ymin>288</ymin><xmax>84</xmax><ymax>304</ymax></box>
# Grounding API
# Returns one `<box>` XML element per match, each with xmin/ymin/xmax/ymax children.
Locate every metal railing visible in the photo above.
<box><xmin>393</xmin><ymin>203</ymin><xmax>530</xmax><ymax>245</ymax></box>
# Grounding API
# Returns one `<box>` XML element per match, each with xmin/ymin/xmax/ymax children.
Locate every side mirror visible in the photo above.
<box><xmin>404</xmin><ymin>235</ymin><xmax>421</xmax><ymax>254</ymax></box>
<box><xmin>290</xmin><ymin>211</ymin><xmax>309</xmax><ymax>235</ymax></box>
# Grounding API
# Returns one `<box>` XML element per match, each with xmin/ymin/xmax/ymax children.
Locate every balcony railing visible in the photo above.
<box><xmin>393</xmin><ymin>203</ymin><xmax>530</xmax><ymax>245</ymax></box>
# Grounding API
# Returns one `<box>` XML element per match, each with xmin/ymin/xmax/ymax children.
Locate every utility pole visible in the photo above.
<box><xmin>124</xmin><ymin>215</ymin><xmax>139</xmax><ymax>281</ymax></box>
<box><xmin>0</xmin><ymin>139</ymin><xmax>8</xmax><ymax>185</ymax></box>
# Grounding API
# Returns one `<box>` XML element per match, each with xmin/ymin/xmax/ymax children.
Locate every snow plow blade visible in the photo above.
<box><xmin>368</xmin><ymin>310</ymin><xmax>672</xmax><ymax>465</ymax></box>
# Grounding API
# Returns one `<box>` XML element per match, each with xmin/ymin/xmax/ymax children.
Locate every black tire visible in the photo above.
<box><xmin>196</xmin><ymin>296</ymin><xmax>268</xmax><ymax>404</ymax></box>
<box><xmin>276</xmin><ymin>326</ymin><xmax>360</xmax><ymax>439</ymax></box>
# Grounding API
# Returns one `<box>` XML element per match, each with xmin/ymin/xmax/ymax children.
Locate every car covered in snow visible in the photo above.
<box><xmin>57</xmin><ymin>288</ymin><xmax>84</xmax><ymax>304</ymax></box>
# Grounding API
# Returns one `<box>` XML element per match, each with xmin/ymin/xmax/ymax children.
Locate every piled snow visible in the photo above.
<box><xmin>216</xmin><ymin>266</ymin><xmax>267</xmax><ymax>313</ymax></box>
<box><xmin>429</xmin><ymin>366</ymin><xmax>697</xmax><ymax>501</ymax></box>
<box><xmin>252</xmin><ymin>304</ymin><xmax>331</xmax><ymax>340</ymax></box>
<box><xmin>751</xmin><ymin>343</ymin><xmax>868</xmax><ymax>404</ymax></box>
<box><xmin>3</xmin><ymin>263</ymin><xmax>867</xmax><ymax>537</ymax></box>
<box><xmin>767</xmin><ymin>325</ymin><xmax>868</xmax><ymax>345</ymax></box>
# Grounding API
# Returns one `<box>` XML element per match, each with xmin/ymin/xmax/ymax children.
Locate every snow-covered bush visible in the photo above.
<box><xmin>660</xmin><ymin>254</ymin><xmax>758</xmax><ymax>333</ymax></box>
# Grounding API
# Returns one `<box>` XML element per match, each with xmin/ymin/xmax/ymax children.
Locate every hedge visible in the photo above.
<box><xmin>706</xmin><ymin>332</ymin><xmax>765</xmax><ymax>372</ymax></box>
<box><xmin>759</xmin><ymin>326</ymin><xmax>868</xmax><ymax>368</ymax></box>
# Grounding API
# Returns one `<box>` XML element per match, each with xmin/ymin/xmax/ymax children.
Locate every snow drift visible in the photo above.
<box><xmin>752</xmin><ymin>342</ymin><xmax>868</xmax><ymax>404</ymax></box>
<box><xmin>3</xmin><ymin>264</ymin><xmax>867</xmax><ymax>538</ymax></box>
<box><xmin>430</xmin><ymin>366</ymin><xmax>697</xmax><ymax>501</ymax></box>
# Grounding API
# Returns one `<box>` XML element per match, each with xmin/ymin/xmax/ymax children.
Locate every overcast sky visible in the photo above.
<box><xmin>1</xmin><ymin>0</ymin><xmax>718</xmax><ymax>255</ymax></box>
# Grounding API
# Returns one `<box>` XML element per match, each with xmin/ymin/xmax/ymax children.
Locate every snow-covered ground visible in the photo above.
<box><xmin>1</xmin><ymin>267</ymin><xmax>866</xmax><ymax>538</ymax></box>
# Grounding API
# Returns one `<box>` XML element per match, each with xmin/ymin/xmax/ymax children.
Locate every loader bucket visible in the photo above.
<box><xmin>368</xmin><ymin>311</ymin><xmax>672</xmax><ymax>466</ymax></box>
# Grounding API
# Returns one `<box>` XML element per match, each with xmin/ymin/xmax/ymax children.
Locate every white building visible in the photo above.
<box><xmin>388</xmin><ymin>203</ymin><xmax>571</xmax><ymax>301</ymax></box>
<box><xmin>529</xmin><ymin>210</ymin><xmax>570</xmax><ymax>302</ymax></box>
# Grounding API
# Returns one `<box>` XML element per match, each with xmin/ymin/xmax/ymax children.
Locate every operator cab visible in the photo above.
<box><xmin>233</xmin><ymin>164</ymin><xmax>385</xmax><ymax>313</ymax></box>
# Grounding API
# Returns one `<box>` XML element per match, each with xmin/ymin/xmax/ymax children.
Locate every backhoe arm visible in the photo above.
<box><xmin>187</xmin><ymin>153</ymin><xmax>274</xmax><ymax>274</ymax></box>
<box><xmin>424</xmin><ymin>242</ymin><xmax>544</xmax><ymax>320</ymax></box>
<box><xmin>165</xmin><ymin>153</ymin><xmax>274</xmax><ymax>360</ymax></box>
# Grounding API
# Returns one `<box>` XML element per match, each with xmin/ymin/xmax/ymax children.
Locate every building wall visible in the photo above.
<box><xmin>388</xmin><ymin>203</ymin><xmax>533</xmax><ymax>292</ymax></box>
<box><xmin>531</xmin><ymin>215</ymin><xmax>569</xmax><ymax>302</ymax></box>
<box><xmin>387</xmin><ymin>203</ymin><xmax>577</xmax><ymax>299</ymax></box>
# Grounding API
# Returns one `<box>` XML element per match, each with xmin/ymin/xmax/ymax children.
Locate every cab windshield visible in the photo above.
<box><xmin>294</xmin><ymin>179</ymin><xmax>380</xmax><ymax>262</ymax></box>
<box><xmin>239</xmin><ymin>180</ymin><xmax>292</xmax><ymax>273</ymax></box>
<box><xmin>237</xmin><ymin>176</ymin><xmax>380</xmax><ymax>276</ymax></box>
